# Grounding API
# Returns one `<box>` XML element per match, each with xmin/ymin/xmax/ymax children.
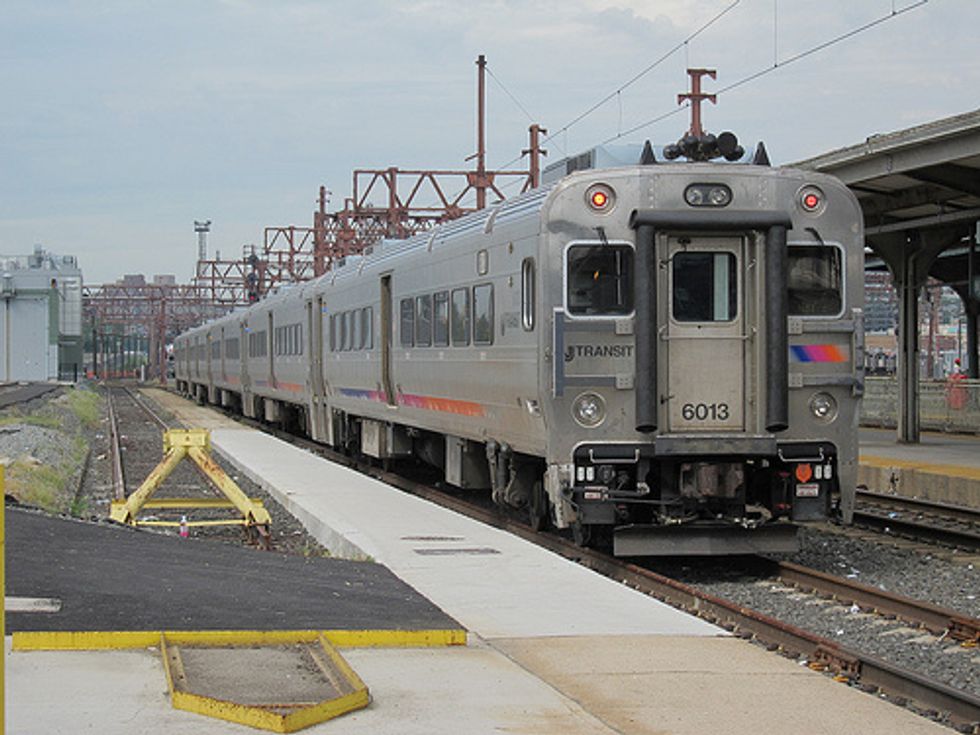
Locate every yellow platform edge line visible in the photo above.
<box><xmin>12</xmin><ymin>628</ymin><xmax>467</xmax><ymax>651</ymax></box>
<box><xmin>860</xmin><ymin>454</ymin><xmax>980</xmax><ymax>481</ymax></box>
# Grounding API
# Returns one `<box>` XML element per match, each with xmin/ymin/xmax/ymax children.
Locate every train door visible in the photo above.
<box><xmin>380</xmin><ymin>274</ymin><xmax>396</xmax><ymax>406</ymax></box>
<box><xmin>206</xmin><ymin>333</ymin><xmax>214</xmax><ymax>386</ymax></box>
<box><xmin>267</xmin><ymin>311</ymin><xmax>275</xmax><ymax>389</ymax></box>
<box><xmin>307</xmin><ymin>297</ymin><xmax>328</xmax><ymax>442</ymax></box>
<box><xmin>662</xmin><ymin>236</ymin><xmax>747</xmax><ymax>432</ymax></box>
<box><xmin>220</xmin><ymin>327</ymin><xmax>226</xmax><ymax>383</ymax></box>
<box><xmin>241</xmin><ymin>320</ymin><xmax>254</xmax><ymax>418</ymax></box>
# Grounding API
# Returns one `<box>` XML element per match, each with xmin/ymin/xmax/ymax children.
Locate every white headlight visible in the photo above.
<box><xmin>809</xmin><ymin>392</ymin><xmax>838</xmax><ymax>422</ymax></box>
<box><xmin>572</xmin><ymin>392</ymin><xmax>606</xmax><ymax>427</ymax></box>
<box><xmin>709</xmin><ymin>186</ymin><xmax>731</xmax><ymax>206</ymax></box>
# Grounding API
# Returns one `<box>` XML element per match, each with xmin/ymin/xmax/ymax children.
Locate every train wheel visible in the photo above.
<box><xmin>528</xmin><ymin>480</ymin><xmax>549</xmax><ymax>531</ymax></box>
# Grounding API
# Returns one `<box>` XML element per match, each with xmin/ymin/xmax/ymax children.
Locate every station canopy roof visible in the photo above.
<box><xmin>793</xmin><ymin>108</ymin><xmax>980</xmax><ymax>241</ymax></box>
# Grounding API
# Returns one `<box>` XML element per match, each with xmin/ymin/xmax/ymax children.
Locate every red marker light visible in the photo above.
<box><xmin>586</xmin><ymin>184</ymin><xmax>615</xmax><ymax>212</ymax></box>
<box><xmin>800</xmin><ymin>187</ymin><xmax>824</xmax><ymax>213</ymax></box>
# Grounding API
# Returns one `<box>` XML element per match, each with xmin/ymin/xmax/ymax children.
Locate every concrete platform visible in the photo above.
<box><xmin>4</xmin><ymin>390</ymin><xmax>952</xmax><ymax>734</ymax></box>
<box><xmin>6</xmin><ymin>634</ymin><xmax>951</xmax><ymax>734</ymax></box>
<box><xmin>859</xmin><ymin>427</ymin><xmax>980</xmax><ymax>508</ymax></box>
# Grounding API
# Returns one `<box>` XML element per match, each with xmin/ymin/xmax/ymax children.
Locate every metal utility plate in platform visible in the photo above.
<box><xmin>614</xmin><ymin>522</ymin><xmax>800</xmax><ymax>556</ymax></box>
<box><xmin>161</xmin><ymin>633</ymin><xmax>368</xmax><ymax>733</ymax></box>
<box><xmin>13</xmin><ymin>629</ymin><xmax>467</xmax><ymax>733</ymax></box>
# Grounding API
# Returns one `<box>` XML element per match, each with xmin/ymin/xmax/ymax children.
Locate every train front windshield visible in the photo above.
<box><xmin>788</xmin><ymin>245</ymin><xmax>843</xmax><ymax>317</ymax></box>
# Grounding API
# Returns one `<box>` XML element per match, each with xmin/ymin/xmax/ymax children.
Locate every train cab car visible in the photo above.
<box><xmin>539</xmin><ymin>157</ymin><xmax>863</xmax><ymax>554</ymax></box>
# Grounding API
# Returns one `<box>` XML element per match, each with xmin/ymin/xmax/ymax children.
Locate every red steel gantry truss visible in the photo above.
<box><xmin>84</xmin><ymin>55</ymin><xmax>546</xmax><ymax>381</ymax></box>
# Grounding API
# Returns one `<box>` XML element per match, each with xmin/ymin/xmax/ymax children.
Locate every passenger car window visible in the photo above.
<box><xmin>788</xmin><ymin>245</ymin><xmax>843</xmax><ymax>317</ymax></box>
<box><xmin>361</xmin><ymin>307</ymin><xmax>372</xmax><ymax>350</ymax></box>
<box><xmin>339</xmin><ymin>312</ymin><xmax>349</xmax><ymax>351</ymax></box>
<box><xmin>473</xmin><ymin>283</ymin><xmax>494</xmax><ymax>345</ymax></box>
<box><xmin>351</xmin><ymin>310</ymin><xmax>361</xmax><ymax>351</ymax></box>
<box><xmin>416</xmin><ymin>294</ymin><xmax>432</xmax><ymax>347</ymax></box>
<box><xmin>566</xmin><ymin>244</ymin><xmax>633</xmax><ymax>315</ymax></box>
<box><xmin>433</xmin><ymin>291</ymin><xmax>449</xmax><ymax>347</ymax></box>
<box><xmin>451</xmin><ymin>288</ymin><xmax>470</xmax><ymax>346</ymax></box>
<box><xmin>672</xmin><ymin>252</ymin><xmax>737</xmax><ymax>322</ymax></box>
<box><xmin>400</xmin><ymin>298</ymin><xmax>415</xmax><ymax>347</ymax></box>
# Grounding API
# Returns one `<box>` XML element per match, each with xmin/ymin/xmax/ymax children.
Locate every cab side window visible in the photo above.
<box><xmin>566</xmin><ymin>244</ymin><xmax>633</xmax><ymax>315</ymax></box>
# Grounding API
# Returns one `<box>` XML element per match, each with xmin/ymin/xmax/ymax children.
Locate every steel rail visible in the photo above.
<box><xmin>773</xmin><ymin>560</ymin><xmax>980</xmax><ymax>642</ymax></box>
<box><xmin>857</xmin><ymin>488</ymin><xmax>980</xmax><ymax>525</ymax></box>
<box><xmin>105</xmin><ymin>388</ymin><xmax>126</xmax><ymax>500</ymax></box>
<box><xmin>122</xmin><ymin>385</ymin><xmax>171</xmax><ymax>431</ymax></box>
<box><xmin>189</xmin><ymin>407</ymin><xmax>980</xmax><ymax>728</ymax></box>
<box><xmin>852</xmin><ymin>507</ymin><xmax>980</xmax><ymax>550</ymax></box>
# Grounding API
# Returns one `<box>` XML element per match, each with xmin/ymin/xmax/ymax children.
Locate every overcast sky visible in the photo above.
<box><xmin>2</xmin><ymin>0</ymin><xmax>977</xmax><ymax>285</ymax></box>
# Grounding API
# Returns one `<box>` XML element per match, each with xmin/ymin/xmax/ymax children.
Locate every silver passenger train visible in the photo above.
<box><xmin>175</xmin><ymin>141</ymin><xmax>864</xmax><ymax>555</ymax></box>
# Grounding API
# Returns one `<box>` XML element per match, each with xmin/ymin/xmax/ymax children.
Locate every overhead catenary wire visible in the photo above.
<box><xmin>490</xmin><ymin>0</ymin><xmax>930</xmax><ymax>198</ymax></box>
<box><xmin>540</xmin><ymin>0</ymin><xmax>741</xmax><ymax>148</ymax></box>
<box><xmin>599</xmin><ymin>0</ymin><xmax>930</xmax><ymax>146</ymax></box>
<box><xmin>491</xmin><ymin>0</ymin><xmax>741</xmax><ymax>171</ymax></box>
<box><xmin>485</xmin><ymin>65</ymin><xmax>536</xmax><ymax>124</ymax></box>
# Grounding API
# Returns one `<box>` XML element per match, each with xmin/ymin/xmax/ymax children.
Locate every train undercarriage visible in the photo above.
<box><xmin>176</xmin><ymin>383</ymin><xmax>837</xmax><ymax>556</ymax></box>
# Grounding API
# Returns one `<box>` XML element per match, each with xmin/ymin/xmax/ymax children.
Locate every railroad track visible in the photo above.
<box><xmin>105</xmin><ymin>383</ymin><xmax>176</xmax><ymax>499</ymax></box>
<box><xmin>105</xmin><ymin>383</ymin><xmax>272</xmax><ymax>548</ymax></box>
<box><xmin>854</xmin><ymin>488</ymin><xmax>980</xmax><ymax>551</ymax></box>
<box><xmin>771</xmin><ymin>560</ymin><xmax>979</xmax><ymax>643</ymax></box>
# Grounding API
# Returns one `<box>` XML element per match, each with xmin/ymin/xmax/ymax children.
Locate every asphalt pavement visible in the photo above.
<box><xmin>4</xmin><ymin>506</ymin><xmax>459</xmax><ymax>633</ymax></box>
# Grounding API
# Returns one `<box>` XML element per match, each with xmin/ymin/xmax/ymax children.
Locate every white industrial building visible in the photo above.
<box><xmin>0</xmin><ymin>245</ymin><xmax>83</xmax><ymax>382</ymax></box>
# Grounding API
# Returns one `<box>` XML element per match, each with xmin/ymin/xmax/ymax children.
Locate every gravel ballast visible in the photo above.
<box><xmin>654</xmin><ymin>525</ymin><xmax>980</xmax><ymax>704</ymax></box>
